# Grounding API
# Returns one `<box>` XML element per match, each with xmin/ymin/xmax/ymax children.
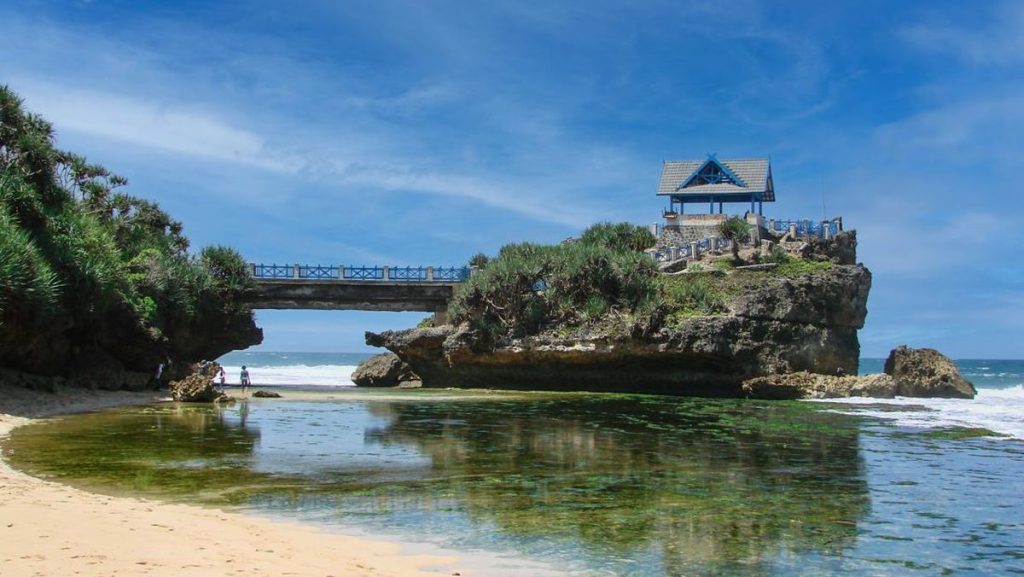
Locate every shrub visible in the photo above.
<box><xmin>449</xmin><ymin>235</ymin><xmax>659</xmax><ymax>338</ymax></box>
<box><xmin>578</xmin><ymin>222</ymin><xmax>657</xmax><ymax>252</ymax></box>
<box><xmin>718</xmin><ymin>216</ymin><xmax>751</xmax><ymax>261</ymax></box>
<box><xmin>468</xmin><ymin>252</ymin><xmax>489</xmax><ymax>269</ymax></box>
<box><xmin>0</xmin><ymin>209</ymin><xmax>60</xmax><ymax>328</ymax></box>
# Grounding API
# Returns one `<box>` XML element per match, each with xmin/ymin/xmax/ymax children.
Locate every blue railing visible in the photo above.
<box><xmin>343</xmin><ymin>266</ymin><xmax>385</xmax><ymax>280</ymax></box>
<box><xmin>252</xmin><ymin>264</ymin><xmax>293</xmax><ymax>278</ymax></box>
<box><xmin>389</xmin><ymin>266</ymin><xmax>427</xmax><ymax>281</ymax></box>
<box><xmin>251</xmin><ymin>264</ymin><xmax>471</xmax><ymax>282</ymax></box>
<box><xmin>770</xmin><ymin>219</ymin><xmax>840</xmax><ymax>239</ymax></box>
<box><xmin>299</xmin><ymin>265</ymin><xmax>339</xmax><ymax>279</ymax></box>
<box><xmin>434</xmin><ymin>266</ymin><xmax>471</xmax><ymax>281</ymax></box>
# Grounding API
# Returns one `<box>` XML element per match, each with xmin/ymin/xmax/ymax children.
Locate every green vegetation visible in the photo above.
<box><xmin>449</xmin><ymin>226</ymin><xmax>660</xmax><ymax>337</ymax></box>
<box><xmin>660</xmin><ymin>274</ymin><xmax>729</xmax><ymax>320</ymax></box>
<box><xmin>0</xmin><ymin>85</ymin><xmax>255</xmax><ymax>369</ymax></box>
<box><xmin>451</xmin><ymin>220</ymin><xmax>839</xmax><ymax>339</ymax></box>
<box><xmin>577</xmin><ymin>221</ymin><xmax>657</xmax><ymax>252</ymax></box>
<box><xmin>468</xmin><ymin>252</ymin><xmax>489</xmax><ymax>269</ymax></box>
<box><xmin>717</xmin><ymin>216</ymin><xmax>751</xmax><ymax>262</ymax></box>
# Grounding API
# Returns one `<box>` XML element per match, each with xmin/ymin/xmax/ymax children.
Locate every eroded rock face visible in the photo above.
<box><xmin>800</xmin><ymin>230</ymin><xmax>858</xmax><ymax>265</ymax></box>
<box><xmin>169</xmin><ymin>362</ymin><xmax>226</xmax><ymax>402</ymax></box>
<box><xmin>727</xmin><ymin>265</ymin><xmax>870</xmax><ymax>328</ymax></box>
<box><xmin>351</xmin><ymin>353</ymin><xmax>418</xmax><ymax>387</ymax></box>
<box><xmin>884</xmin><ymin>346</ymin><xmax>976</xmax><ymax>399</ymax></box>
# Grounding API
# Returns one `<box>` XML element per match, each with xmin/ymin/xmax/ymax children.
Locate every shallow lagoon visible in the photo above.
<box><xmin>6</xmin><ymin>389</ymin><xmax>1024</xmax><ymax>576</ymax></box>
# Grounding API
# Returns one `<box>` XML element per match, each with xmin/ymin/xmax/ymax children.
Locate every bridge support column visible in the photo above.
<box><xmin>433</xmin><ymin>308</ymin><xmax>449</xmax><ymax>326</ymax></box>
<box><xmin>426</xmin><ymin>266</ymin><xmax>434</xmax><ymax>281</ymax></box>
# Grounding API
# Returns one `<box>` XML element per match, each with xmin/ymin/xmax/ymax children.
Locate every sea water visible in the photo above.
<box><xmin>829</xmin><ymin>358</ymin><xmax>1024</xmax><ymax>440</ymax></box>
<box><xmin>6</xmin><ymin>356</ymin><xmax>1024</xmax><ymax>576</ymax></box>
<box><xmin>217</xmin><ymin>351</ymin><xmax>366</xmax><ymax>387</ymax></box>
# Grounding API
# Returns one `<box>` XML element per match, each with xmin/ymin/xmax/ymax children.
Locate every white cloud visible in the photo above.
<box><xmin>12</xmin><ymin>79</ymin><xmax>300</xmax><ymax>173</ymax></box>
<box><xmin>902</xmin><ymin>1</ymin><xmax>1024</xmax><ymax>66</ymax></box>
<box><xmin>873</xmin><ymin>96</ymin><xmax>1024</xmax><ymax>159</ymax></box>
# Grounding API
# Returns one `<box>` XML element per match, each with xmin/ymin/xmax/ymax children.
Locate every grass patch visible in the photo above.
<box><xmin>774</xmin><ymin>259</ymin><xmax>833</xmax><ymax>277</ymax></box>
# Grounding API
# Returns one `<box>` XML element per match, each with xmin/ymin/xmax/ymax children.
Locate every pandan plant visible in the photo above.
<box><xmin>718</xmin><ymin>216</ymin><xmax>751</xmax><ymax>263</ymax></box>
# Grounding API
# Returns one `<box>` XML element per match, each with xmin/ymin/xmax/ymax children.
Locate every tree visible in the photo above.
<box><xmin>718</xmin><ymin>216</ymin><xmax>751</xmax><ymax>263</ymax></box>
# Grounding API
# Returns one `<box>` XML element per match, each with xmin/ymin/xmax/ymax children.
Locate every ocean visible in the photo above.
<box><xmin>217</xmin><ymin>351</ymin><xmax>368</xmax><ymax>387</ymax></box>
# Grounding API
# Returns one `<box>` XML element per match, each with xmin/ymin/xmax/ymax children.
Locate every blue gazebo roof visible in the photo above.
<box><xmin>657</xmin><ymin>156</ymin><xmax>774</xmax><ymax>204</ymax></box>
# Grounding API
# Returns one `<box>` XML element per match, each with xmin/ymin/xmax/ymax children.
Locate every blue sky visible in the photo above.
<box><xmin>2</xmin><ymin>0</ymin><xmax>1022</xmax><ymax>357</ymax></box>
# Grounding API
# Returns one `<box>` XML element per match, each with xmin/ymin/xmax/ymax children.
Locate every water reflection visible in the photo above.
<box><xmin>7</xmin><ymin>395</ymin><xmax>870</xmax><ymax>576</ymax></box>
<box><xmin>359</xmin><ymin>397</ymin><xmax>869</xmax><ymax>573</ymax></box>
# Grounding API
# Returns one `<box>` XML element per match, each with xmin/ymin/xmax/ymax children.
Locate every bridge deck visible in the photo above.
<box><xmin>246</xmin><ymin>262</ymin><xmax>469</xmax><ymax>312</ymax></box>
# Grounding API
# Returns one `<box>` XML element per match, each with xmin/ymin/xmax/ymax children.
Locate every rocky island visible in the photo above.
<box><xmin>366</xmin><ymin>221</ymin><xmax>974</xmax><ymax>399</ymax></box>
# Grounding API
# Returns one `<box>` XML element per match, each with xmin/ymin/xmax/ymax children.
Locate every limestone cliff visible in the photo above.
<box><xmin>367</xmin><ymin>262</ymin><xmax>872</xmax><ymax>396</ymax></box>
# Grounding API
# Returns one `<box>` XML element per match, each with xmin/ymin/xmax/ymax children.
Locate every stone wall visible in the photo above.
<box><xmin>659</xmin><ymin>225</ymin><xmax>721</xmax><ymax>247</ymax></box>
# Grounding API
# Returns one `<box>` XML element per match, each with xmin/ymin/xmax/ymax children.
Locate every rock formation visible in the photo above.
<box><xmin>352</xmin><ymin>353</ymin><xmax>419</xmax><ymax>387</ymax></box>
<box><xmin>741</xmin><ymin>346</ymin><xmax>975</xmax><ymax>400</ymax></box>
<box><xmin>742</xmin><ymin>372</ymin><xmax>897</xmax><ymax>400</ymax></box>
<box><xmin>169</xmin><ymin>362</ymin><xmax>228</xmax><ymax>402</ymax></box>
<box><xmin>884</xmin><ymin>345</ymin><xmax>976</xmax><ymax>399</ymax></box>
<box><xmin>366</xmin><ymin>261</ymin><xmax>872</xmax><ymax>396</ymax></box>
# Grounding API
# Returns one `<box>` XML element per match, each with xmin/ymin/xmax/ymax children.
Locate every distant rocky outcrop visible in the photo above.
<box><xmin>351</xmin><ymin>353</ymin><xmax>419</xmax><ymax>387</ymax></box>
<box><xmin>885</xmin><ymin>346</ymin><xmax>976</xmax><ymax>399</ymax></box>
<box><xmin>742</xmin><ymin>346</ymin><xmax>975</xmax><ymax>400</ymax></box>
<box><xmin>169</xmin><ymin>362</ymin><xmax>227</xmax><ymax>402</ymax></box>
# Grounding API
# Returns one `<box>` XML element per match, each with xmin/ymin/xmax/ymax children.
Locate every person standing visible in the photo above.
<box><xmin>240</xmin><ymin>365</ymin><xmax>251</xmax><ymax>394</ymax></box>
<box><xmin>218</xmin><ymin>367</ymin><xmax>226</xmax><ymax>390</ymax></box>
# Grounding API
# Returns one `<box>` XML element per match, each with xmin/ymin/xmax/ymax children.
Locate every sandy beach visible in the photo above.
<box><xmin>0</xmin><ymin>384</ymin><xmax>459</xmax><ymax>577</ymax></box>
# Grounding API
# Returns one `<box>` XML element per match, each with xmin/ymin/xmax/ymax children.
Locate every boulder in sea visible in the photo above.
<box><xmin>351</xmin><ymin>353</ymin><xmax>419</xmax><ymax>387</ymax></box>
<box><xmin>252</xmin><ymin>390</ymin><xmax>281</xmax><ymax>398</ymax></box>
<box><xmin>169</xmin><ymin>361</ymin><xmax>226</xmax><ymax>402</ymax></box>
<box><xmin>884</xmin><ymin>346</ymin><xmax>976</xmax><ymax>399</ymax></box>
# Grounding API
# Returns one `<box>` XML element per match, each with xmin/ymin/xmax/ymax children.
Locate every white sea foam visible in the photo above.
<box><xmin>811</xmin><ymin>385</ymin><xmax>1024</xmax><ymax>440</ymax></box>
<box><xmin>219</xmin><ymin>364</ymin><xmax>358</xmax><ymax>387</ymax></box>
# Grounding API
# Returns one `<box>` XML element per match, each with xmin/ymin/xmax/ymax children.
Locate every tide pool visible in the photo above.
<box><xmin>6</xmin><ymin>388</ymin><xmax>1023</xmax><ymax>576</ymax></box>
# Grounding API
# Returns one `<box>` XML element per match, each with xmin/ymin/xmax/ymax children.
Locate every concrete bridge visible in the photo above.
<box><xmin>245</xmin><ymin>264</ymin><xmax>469</xmax><ymax>315</ymax></box>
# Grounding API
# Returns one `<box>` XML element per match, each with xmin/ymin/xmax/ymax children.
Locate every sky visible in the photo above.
<box><xmin>2</xmin><ymin>0</ymin><xmax>1022</xmax><ymax>357</ymax></box>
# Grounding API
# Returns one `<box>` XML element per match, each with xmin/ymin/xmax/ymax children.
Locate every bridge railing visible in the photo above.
<box><xmin>252</xmin><ymin>264</ymin><xmax>294</xmax><ymax>278</ymax></box>
<box><xmin>250</xmin><ymin>264</ymin><xmax>471</xmax><ymax>282</ymax></box>
<box><xmin>343</xmin><ymin>266</ymin><xmax>384</xmax><ymax>280</ymax></box>
<box><xmin>299</xmin><ymin>265</ymin><xmax>339</xmax><ymax>279</ymax></box>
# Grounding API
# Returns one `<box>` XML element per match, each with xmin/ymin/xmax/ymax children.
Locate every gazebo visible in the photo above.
<box><xmin>657</xmin><ymin>155</ymin><xmax>774</xmax><ymax>216</ymax></box>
